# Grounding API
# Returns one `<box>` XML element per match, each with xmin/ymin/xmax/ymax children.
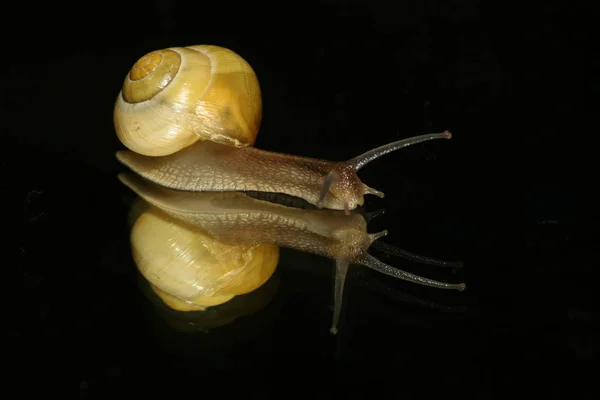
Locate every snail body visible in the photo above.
<box><xmin>117</xmin><ymin>139</ymin><xmax>365</xmax><ymax>211</ymax></box>
<box><xmin>114</xmin><ymin>45</ymin><xmax>452</xmax><ymax>212</ymax></box>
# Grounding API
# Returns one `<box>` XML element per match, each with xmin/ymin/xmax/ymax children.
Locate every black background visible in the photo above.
<box><xmin>4</xmin><ymin>1</ymin><xmax>598</xmax><ymax>398</ymax></box>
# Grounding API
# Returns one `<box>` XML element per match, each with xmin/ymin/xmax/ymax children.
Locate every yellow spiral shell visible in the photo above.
<box><xmin>114</xmin><ymin>45</ymin><xmax>262</xmax><ymax>156</ymax></box>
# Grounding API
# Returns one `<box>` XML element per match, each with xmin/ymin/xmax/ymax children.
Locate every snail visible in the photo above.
<box><xmin>119</xmin><ymin>173</ymin><xmax>465</xmax><ymax>334</ymax></box>
<box><xmin>114</xmin><ymin>44</ymin><xmax>453</xmax><ymax>212</ymax></box>
<box><xmin>114</xmin><ymin>44</ymin><xmax>465</xmax><ymax>334</ymax></box>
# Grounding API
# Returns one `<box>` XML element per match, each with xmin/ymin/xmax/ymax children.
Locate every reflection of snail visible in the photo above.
<box><xmin>114</xmin><ymin>44</ymin><xmax>465</xmax><ymax>334</ymax></box>
<box><xmin>114</xmin><ymin>44</ymin><xmax>452</xmax><ymax>212</ymax></box>
<box><xmin>120</xmin><ymin>173</ymin><xmax>465</xmax><ymax>334</ymax></box>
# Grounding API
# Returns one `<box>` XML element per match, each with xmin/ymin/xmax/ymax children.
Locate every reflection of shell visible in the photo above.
<box><xmin>130</xmin><ymin>205</ymin><xmax>279</xmax><ymax>311</ymax></box>
<box><xmin>137</xmin><ymin>269</ymin><xmax>281</xmax><ymax>333</ymax></box>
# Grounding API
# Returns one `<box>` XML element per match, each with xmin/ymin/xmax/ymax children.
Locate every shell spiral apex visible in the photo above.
<box><xmin>114</xmin><ymin>45</ymin><xmax>262</xmax><ymax>157</ymax></box>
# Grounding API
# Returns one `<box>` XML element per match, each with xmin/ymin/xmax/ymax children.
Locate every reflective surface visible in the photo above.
<box><xmin>8</xmin><ymin>2</ymin><xmax>597</xmax><ymax>398</ymax></box>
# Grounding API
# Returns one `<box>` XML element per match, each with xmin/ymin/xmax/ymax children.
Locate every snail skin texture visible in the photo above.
<box><xmin>115</xmin><ymin>44</ymin><xmax>464</xmax><ymax>334</ymax></box>
<box><xmin>119</xmin><ymin>173</ymin><xmax>465</xmax><ymax>334</ymax></box>
<box><xmin>113</xmin><ymin>44</ymin><xmax>453</xmax><ymax>212</ymax></box>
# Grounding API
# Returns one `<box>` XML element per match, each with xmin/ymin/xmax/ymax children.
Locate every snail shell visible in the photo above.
<box><xmin>114</xmin><ymin>45</ymin><xmax>262</xmax><ymax>156</ymax></box>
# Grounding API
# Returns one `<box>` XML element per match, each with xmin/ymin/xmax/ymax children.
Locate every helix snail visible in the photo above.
<box><xmin>114</xmin><ymin>44</ymin><xmax>452</xmax><ymax>213</ymax></box>
<box><xmin>114</xmin><ymin>44</ymin><xmax>465</xmax><ymax>334</ymax></box>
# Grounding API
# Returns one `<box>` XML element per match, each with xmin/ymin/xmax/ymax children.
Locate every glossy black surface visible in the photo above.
<box><xmin>6</xmin><ymin>1</ymin><xmax>597</xmax><ymax>398</ymax></box>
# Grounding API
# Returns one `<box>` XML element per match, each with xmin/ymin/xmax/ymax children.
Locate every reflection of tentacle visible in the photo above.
<box><xmin>358</xmin><ymin>253</ymin><xmax>466</xmax><ymax>291</ymax></box>
<box><xmin>282</xmin><ymin>254</ymin><xmax>467</xmax><ymax>315</ymax></box>
<box><xmin>360</xmin><ymin>273</ymin><xmax>468</xmax><ymax>314</ymax></box>
<box><xmin>362</xmin><ymin>208</ymin><xmax>386</xmax><ymax>223</ymax></box>
<box><xmin>330</xmin><ymin>258</ymin><xmax>350</xmax><ymax>335</ymax></box>
<box><xmin>371</xmin><ymin>240</ymin><xmax>464</xmax><ymax>268</ymax></box>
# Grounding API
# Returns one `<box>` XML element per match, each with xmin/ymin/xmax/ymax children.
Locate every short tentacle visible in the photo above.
<box><xmin>362</xmin><ymin>208</ymin><xmax>386</xmax><ymax>223</ymax></box>
<box><xmin>330</xmin><ymin>258</ymin><xmax>350</xmax><ymax>335</ymax></box>
<box><xmin>363</xmin><ymin>185</ymin><xmax>385</xmax><ymax>198</ymax></box>
<box><xmin>369</xmin><ymin>230</ymin><xmax>389</xmax><ymax>242</ymax></box>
